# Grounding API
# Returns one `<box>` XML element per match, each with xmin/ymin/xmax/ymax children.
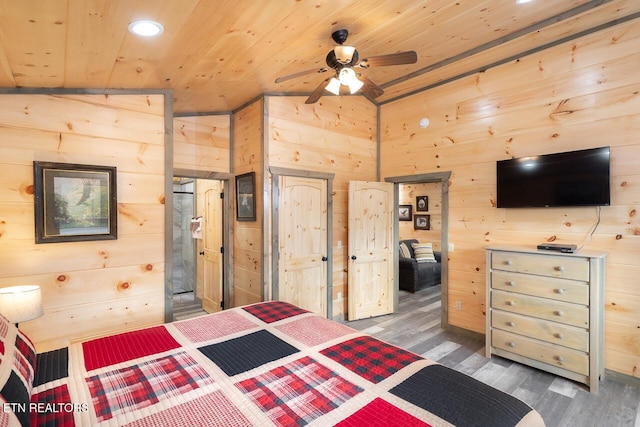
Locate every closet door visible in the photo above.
<box><xmin>277</xmin><ymin>176</ymin><xmax>328</xmax><ymax>316</ymax></box>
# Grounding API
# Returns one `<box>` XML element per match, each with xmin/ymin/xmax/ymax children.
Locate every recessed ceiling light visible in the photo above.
<box><xmin>128</xmin><ymin>20</ymin><xmax>164</xmax><ymax>37</ymax></box>
<box><xmin>516</xmin><ymin>0</ymin><xmax>533</xmax><ymax>4</ymax></box>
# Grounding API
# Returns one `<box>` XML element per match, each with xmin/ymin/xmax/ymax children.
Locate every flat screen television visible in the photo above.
<box><xmin>496</xmin><ymin>146</ymin><xmax>610</xmax><ymax>208</ymax></box>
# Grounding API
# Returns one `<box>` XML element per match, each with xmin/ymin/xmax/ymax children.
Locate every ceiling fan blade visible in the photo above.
<box><xmin>358</xmin><ymin>75</ymin><xmax>384</xmax><ymax>99</ymax></box>
<box><xmin>305</xmin><ymin>78</ymin><xmax>331</xmax><ymax>104</ymax></box>
<box><xmin>275</xmin><ymin>67</ymin><xmax>328</xmax><ymax>83</ymax></box>
<box><xmin>358</xmin><ymin>51</ymin><xmax>417</xmax><ymax>68</ymax></box>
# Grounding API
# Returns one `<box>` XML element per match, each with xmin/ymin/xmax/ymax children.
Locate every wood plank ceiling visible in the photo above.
<box><xmin>0</xmin><ymin>0</ymin><xmax>639</xmax><ymax>114</ymax></box>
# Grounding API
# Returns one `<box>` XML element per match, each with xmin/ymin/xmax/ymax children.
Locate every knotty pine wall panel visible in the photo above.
<box><xmin>266</xmin><ymin>96</ymin><xmax>378</xmax><ymax>318</ymax></box>
<box><xmin>0</xmin><ymin>93</ymin><xmax>166</xmax><ymax>351</ymax></box>
<box><xmin>173</xmin><ymin>114</ymin><xmax>230</xmax><ymax>173</ymax></box>
<box><xmin>380</xmin><ymin>19</ymin><xmax>640</xmax><ymax>378</ymax></box>
<box><xmin>233</xmin><ymin>99</ymin><xmax>263</xmax><ymax>307</ymax></box>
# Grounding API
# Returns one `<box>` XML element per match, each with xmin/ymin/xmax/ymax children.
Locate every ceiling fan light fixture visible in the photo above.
<box><xmin>325</xmin><ymin>78</ymin><xmax>341</xmax><ymax>95</ymax></box>
<box><xmin>128</xmin><ymin>20</ymin><xmax>164</xmax><ymax>37</ymax></box>
<box><xmin>347</xmin><ymin>77</ymin><xmax>363</xmax><ymax>94</ymax></box>
<box><xmin>337</xmin><ymin>67</ymin><xmax>363</xmax><ymax>94</ymax></box>
<box><xmin>338</xmin><ymin>67</ymin><xmax>356</xmax><ymax>85</ymax></box>
<box><xmin>334</xmin><ymin>45</ymin><xmax>356</xmax><ymax>64</ymax></box>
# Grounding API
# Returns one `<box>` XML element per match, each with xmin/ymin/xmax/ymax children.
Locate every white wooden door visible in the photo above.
<box><xmin>196</xmin><ymin>179</ymin><xmax>223</xmax><ymax>314</ymax></box>
<box><xmin>278</xmin><ymin>176</ymin><xmax>328</xmax><ymax>316</ymax></box>
<box><xmin>348</xmin><ymin>181</ymin><xmax>395</xmax><ymax>320</ymax></box>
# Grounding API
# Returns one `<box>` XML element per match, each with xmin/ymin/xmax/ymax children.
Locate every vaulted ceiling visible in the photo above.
<box><xmin>1</xmin><ymin>0</ymin><xmax>639</xmax><ymax>114</ymax></box>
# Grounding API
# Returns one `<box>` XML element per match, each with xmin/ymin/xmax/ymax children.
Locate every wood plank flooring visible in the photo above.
<box><xmin>172</xmin><ymin>287</ymin><xmax>640</xmax><ymax>426</ymax></box>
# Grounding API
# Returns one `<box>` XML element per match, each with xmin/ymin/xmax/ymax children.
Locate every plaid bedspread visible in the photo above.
<box><xmin>29</xmin><ymin>301</ymin><xmax>545</xmax><ymax>426</ymax></box>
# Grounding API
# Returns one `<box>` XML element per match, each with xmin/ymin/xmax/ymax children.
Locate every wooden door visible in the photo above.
<box><xmin>196</xmin><ymin>179</ymin><xmax>223</xmax><ymax>313</ymax></box>
<box><xmin>348</xmin><ymin>181</ymin><xmax>395</xmax><ymax>320</ymax></box>
<box><xmin>278</xmin><ymin>176</ymin><xmax>328</xmax><ymax>316</ymax></box>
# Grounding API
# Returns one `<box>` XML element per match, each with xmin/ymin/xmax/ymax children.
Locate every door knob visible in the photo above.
<box><xmin>351</xmin><ymin>255</ymin><xmax>357</xmax><ymax>260</ymax></box>
<box><xmin>199</xmin><ymin>251</ymin><xmax>205</xmax><ymax>255</ymax></box>
<box><xmin>322</xmin><ymin>256</ymin><xmax>328</xmax><ymax>261</ymax></box>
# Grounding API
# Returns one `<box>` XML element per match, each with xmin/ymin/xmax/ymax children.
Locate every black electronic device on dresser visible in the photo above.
<box><xmin>537</xmin><ymin>243</ymin><xmax>578</xmax><ymax>253</ymax></box>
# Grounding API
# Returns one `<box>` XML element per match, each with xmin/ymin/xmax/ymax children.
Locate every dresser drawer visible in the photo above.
<box><xmin>492</xmin><ymin>329</ymin><xmax>588</xmax><ymax>376</ymax></box>
<box><xmin>491</xmin><ymin>251</ymin><xmax>589</xmax><ymax>281</ymax></box>
<box><xmin>492</xmin><ymin>290</ymin><xmax>589</xmax><ymax>328</ymax></box>
<box><xmin>491</xmin><ymin>310</ymin><xmax>589</xmax><ymax>352</ymax></box>
<box><xmin>491</xmin><ymin>271</ymin><xmax>588</xmax><ymax>304</ymax></box>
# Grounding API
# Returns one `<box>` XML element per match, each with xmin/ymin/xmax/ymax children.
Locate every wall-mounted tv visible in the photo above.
<box><xmin>496</xmin><ymin>146</ymin><xmax>610</xmax><ymax>208</ymax></box>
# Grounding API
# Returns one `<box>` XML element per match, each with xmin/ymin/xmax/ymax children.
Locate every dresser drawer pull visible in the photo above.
<box><xmin>555</xmin><ymin>356</ymin><xmax>564</xmax><ymax>364</ymax></box>
<box><xmin>506</xmin><ymin>321</ymin><xmax>515</xmax><ymax>327</ymax></box>
<box><xmin>508</xmin><ymin>342</ymin><xmax>516</xmax><ymax>348</ymax></box>
<box><xmin>555</xmin><ymin>333</ymin><xmax>564</xmax><ymax>339</ymax></box>
<box><xmin>505</xmin><ymin>260</ymin><xmax>513</xmax><ymax>266</ymax></box>
<box><xmin>554</xmin><ymin>265</ymin><xmax>565</xmax><ymax>272</ymax></box>
<box><xmin>507</xmin><ymin>300</ymin><xmax>515</xmax><ymax>306</ymax></box>
<box><xmin>506</xmin><ymin>281</ymin><xmax>515</xmax><ymax>287</ymax></box>
<box><xmin>554</xmin><ymin>310</ymin><xmax>564</xmax><ymax>317</ymax></box>
<box><xmin>555</xmin><ymin>288</ymin><xmax>565</xmax><ymax>295</ymax></box>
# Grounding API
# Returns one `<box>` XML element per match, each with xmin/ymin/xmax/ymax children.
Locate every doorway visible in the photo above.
<box><xmin>172</xmin><ymin>178</ymin><xmax>196</xmax><ymax>296</ymax></box>
<box><xmin>171</xmin><ymin>176</ymin><xmax>227</xmax><ymax>320</ymax></box>
<box><xmin>386</xmin><ymin>171</ymin><xmax>451</xmax><ymax>328</ymax></box>
<box><xmin>172</xmin><ymin>177</ymin><xmax>201</xmax><ymax>320</ymax></box>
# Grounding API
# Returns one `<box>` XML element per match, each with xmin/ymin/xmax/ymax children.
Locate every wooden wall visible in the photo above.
<box><xmin>173</xmin><ymin>115</ymin><xmax>231</xmax><ymax>173</ymax></box>
<box><xmin>0</xmin><ymin>93</ymin><xmax>167</xmax><ymax>351</ymax></box>
<box><xmin>266</xmin><ymin>96</ymin><xmax>378</xmax><ymax>317</ymax></box>
<box><xmin>232</xmin><ymin>99</ymin><xmax>264</xmax><ymax>307</ymax></box>
<box><xmin>380</xmin><ymin>19</ymin><xmax>640</xmax><ymax>379</ymax></box>
<box><xmin>399</xmin><ymin>182</ymin><xmax>442</xmax><ymax>249</ymax></box>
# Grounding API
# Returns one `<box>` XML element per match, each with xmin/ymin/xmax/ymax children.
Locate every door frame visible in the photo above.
<box><xmin>270</xmin><ymin>167</ymin><xmax>334</xmax><ymax>318</ymax></box>
<box><xmin>168</xmin><ymin>169</ymin><xmax>232</xmax><ymax>321</ymax></box>
<box><xmin>385</xmin><ymin>171</ymin><xmax>451</xmax><ymax>328</ymax></box>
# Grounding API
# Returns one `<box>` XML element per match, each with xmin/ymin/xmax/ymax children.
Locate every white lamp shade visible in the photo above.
<box><xmin>0</xmin><ymin>285</ymin><xmax>44</xmax><ymax>324</ymax></box>
<box><xmin>338</xmin><ymin>67</ymin><xmax>356</xmax><ymax>85</ymax></box>
<box><xmin>334</xmin><ymin>45</ymin><xmax>356</xmax><ymax>63</ymax></box>
<box><xmin>347</xmin><ymin>77</ymin><xmax>364</xmax><ymax>94</ymax></box>
<box><xmin>337</xmin><ymin>67</ymin><xmax>364</xmax><ymax>94</ymax></box>
<box><xmin>325</xmin><ymin>78</ymin><xmax>341</xmax><ymax>95</ymax></box>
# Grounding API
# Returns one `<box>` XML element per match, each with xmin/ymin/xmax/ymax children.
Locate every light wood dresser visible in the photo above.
<box><xmin>485</xmin><ymin>245</ymin><xmax>607</xmax><ymax>393</ymax></box>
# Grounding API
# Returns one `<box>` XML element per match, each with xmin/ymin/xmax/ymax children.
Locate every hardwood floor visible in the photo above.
<box><xmin>172</xmin><ymin>287</ymin><xmax>640</xmax><ymax>426</ymax></box>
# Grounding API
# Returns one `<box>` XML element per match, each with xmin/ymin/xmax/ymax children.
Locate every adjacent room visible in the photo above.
<box><xmin>1</xmin><ymin>1</ymin><xmax>639</xmax><ymax>425</ymax></box>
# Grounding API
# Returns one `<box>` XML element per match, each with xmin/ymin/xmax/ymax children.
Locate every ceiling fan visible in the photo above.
<box><xmin>275</xmin><ymin>29</ymin><xmax>418</xmax><ymax>104</ymax></box>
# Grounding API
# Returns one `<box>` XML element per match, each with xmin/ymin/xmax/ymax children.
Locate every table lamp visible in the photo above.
<box><xmin>0</xmin><ymin>285</ymin><xmax>44</xmax><ymax>327</ymax></box>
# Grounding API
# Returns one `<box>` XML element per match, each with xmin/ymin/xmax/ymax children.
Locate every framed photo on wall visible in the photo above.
<box><xmin>416</xmin><ymin>196</ymin><xmax>428</xmax><ymax>211</ymax></box>
<box><xmin>33</xmin><ymin>161</ymin><xmax>117</xmax><ymax>243</ymax></box>
<box><xmin>414</xmin><ymin>214</ymin><xmax>430</xmax><ymax>230</ymax></box>
<box><xmin>399</xmin><ymin>204</ymin><xmax>412</xmax><ymax>221</ymax></box>
<box><xmin>236</xmin><ymin>172</ymin><xmax>256</xmax><ymax>221</ymax></box>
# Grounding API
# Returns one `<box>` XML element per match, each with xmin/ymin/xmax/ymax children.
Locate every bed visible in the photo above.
<box><xmin>2</xmin><ymin>300</ymin><xmax>545</xmax><ymax>426</ymax></box>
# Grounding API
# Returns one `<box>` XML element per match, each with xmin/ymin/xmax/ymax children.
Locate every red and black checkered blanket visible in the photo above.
<box><xmin>29</xmin><ymin>301</ymin><xmax>545</xmax><ymax>426</ymax></box>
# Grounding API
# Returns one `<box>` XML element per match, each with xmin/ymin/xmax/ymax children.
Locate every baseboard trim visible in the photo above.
<box><xmin>444</xmin><ymin>323</ymin><xmax>485</xmax><ymax>340</ymax></box>
<box><xmin>605</xmin><ymin>369</ymin><xmax>640</xmax><ymax>388</ymax></box>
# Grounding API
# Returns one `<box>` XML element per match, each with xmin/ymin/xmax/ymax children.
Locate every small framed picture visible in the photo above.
<box><xmin>236</xmin><ymin>172</ymin><xmax>256</xmax><ymax>221</ymax></box>
<box><xmin>416</xmin><ymin>196</ymin><xmax>428</xmax><ymax>211</ymax></box>
<box><xmin>33</xmin><ymin>161</ymin><xmax>117</xmax><ymax>243</ymax></box>
<box><xmin>414</xmin><ymin>214</ymin><xmax>430</xmax><ymax>230</ymax></box>
<box><xmin>399</xmin><ymin>204</ymin><xmax>412</xmax><ymax>221</ymax></box>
